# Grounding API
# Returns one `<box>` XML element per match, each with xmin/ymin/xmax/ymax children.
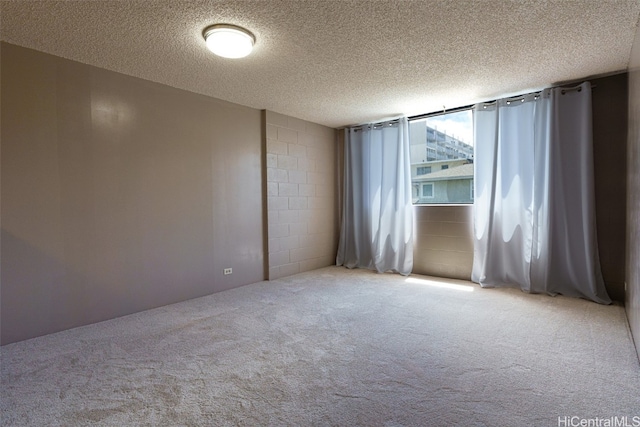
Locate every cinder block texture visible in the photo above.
<box><xmin>265</xmin><ymin>111</ymin><xmax>338</xmax><ymax>279</ymax></box>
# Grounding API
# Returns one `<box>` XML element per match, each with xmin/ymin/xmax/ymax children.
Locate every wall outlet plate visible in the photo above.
<box><xmin>223</xmin><ymin>268</ymin><xmax>232</xmax><ymax>275</ymax></box>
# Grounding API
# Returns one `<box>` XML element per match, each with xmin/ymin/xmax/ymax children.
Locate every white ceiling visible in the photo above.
<box><xmin>2</xmin><ymin>1</ymin><xmax>639</xmax><ymax>128</ymax></box>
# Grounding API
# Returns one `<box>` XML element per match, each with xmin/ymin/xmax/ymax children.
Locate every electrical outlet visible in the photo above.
<box><xmin>223</xmin><ymin>268</ymin><xmax>233</xmax><ymax>275</ymax></box>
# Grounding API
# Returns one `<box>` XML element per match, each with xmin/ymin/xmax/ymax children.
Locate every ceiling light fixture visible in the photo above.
<box><xmin>203</xmin><ymin>24</ymin><xmax>255</xmax><ymax>59</ymax></box>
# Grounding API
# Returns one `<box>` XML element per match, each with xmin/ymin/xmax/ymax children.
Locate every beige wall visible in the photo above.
<box><xmin>1</xmin><ymin>43</ymin><xmax>265</xmax><ymax>344</ymax></box>
<box><xmin>626</xmin><ymin>25</ymin><xmax>640</xmax><ymax>358</ymax></box>
<box><xmin>413</xmin><ymin>206</ymin><xmax>473</xmax><ymax>280</ymax></box>
<box><xmin>591</xmin><ymin>73</ymin><xmax>629</xmax><ymax>302</ymax></box>
<box><xmin>265</xmin><ymin>111</ymin><xmax>338</xmax><ymax>279</ymax></box>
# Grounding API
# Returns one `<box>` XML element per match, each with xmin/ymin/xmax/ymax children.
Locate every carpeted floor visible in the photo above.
<box><xmin>1</xmin><ymin>266</ymin><xmax>639</xmax><ymax>426</ymax></box>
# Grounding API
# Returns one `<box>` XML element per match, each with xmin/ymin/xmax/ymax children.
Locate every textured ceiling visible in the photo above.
<box><xmin>2</xmin><ymin>0</ymin><xmax>639</xmax><ymax>128</ymax></box>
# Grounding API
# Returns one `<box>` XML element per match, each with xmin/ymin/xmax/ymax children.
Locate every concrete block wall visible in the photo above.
<box><xmin>412</xmin><ymin>205</ymin><xmax>474</xmax><ymax>280</ymax></box>
<box><xmin>265</xmin><ymin>111</ymin><xmax>339</xmax><ymax>279</ymax></box>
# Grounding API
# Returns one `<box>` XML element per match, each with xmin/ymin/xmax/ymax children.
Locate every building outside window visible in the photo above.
<box><xmin>409</xmin><ymin>109</ymin><xmax>474</xmax><ymax>204</ymax></box>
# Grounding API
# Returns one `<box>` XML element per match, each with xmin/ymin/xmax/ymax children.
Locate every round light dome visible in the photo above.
<box><xmin>203</xmin><ymin>24</ymin><xmax>255</xmax><ymax>59</ymax></box>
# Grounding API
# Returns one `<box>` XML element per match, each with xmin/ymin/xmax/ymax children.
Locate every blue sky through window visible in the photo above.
<box><xmin>426</xmin><ymin>109</ymin><xmax>473</xmax><ymax>146</ymax></box>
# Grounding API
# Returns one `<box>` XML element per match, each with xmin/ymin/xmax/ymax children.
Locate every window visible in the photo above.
<box><xmin>417</xmin><ymin>166</ymin><xmax>431</xmax><ymax>175</ymax></box>
<box><xmin>422</xmin><ymin>183</ymin><xmax>434</xmax><ymax>198</ymax></box>
<box><xmin>409</xmin><ymin>109</ymin><xmax>474</xmax><ymax>204</ymax></box>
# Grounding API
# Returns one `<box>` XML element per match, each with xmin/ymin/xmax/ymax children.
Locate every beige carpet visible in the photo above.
<box><xmin>1</xmin><ymin>266</ymin><xmax>639</xmax><ymax>426</ymax></box>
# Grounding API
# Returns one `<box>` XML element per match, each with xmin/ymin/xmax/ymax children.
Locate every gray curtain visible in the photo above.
<box><xmin>336</xmin><ymin>117</ymin><xmax>414</xmax><ymax>275</ymax></box>
<box><xmin>472</xmin><ymin>82</ymin><xmax>611</xmax><ymax>304</ymax></box>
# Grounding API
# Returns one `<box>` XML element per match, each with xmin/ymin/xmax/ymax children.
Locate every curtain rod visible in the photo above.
<box><xmin>349</xmin><ymin>118</ymin><xmax>401</xmax><ymax>132</ymax></box>
<box><xmin>408</xmin><ymin>104</ymin><xmax>472</xmax><ymax>122</ymax></box>
<box><xmin>408</xmin><ymin>82</ymin><xmax>596</xmax><ymax>122</ymax></box>
<box><xmin>345</xmin><ymin>82</ymin><xmax>597</xmax><ymax>129</ymax></box>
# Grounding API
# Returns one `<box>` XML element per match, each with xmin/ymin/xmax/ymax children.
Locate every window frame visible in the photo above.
<box><xmin>422</xmin><ymin>183</ymin><xmax>434</xmax><ymax>199</ymax></box>
<box><xmin>416</xmin><ymin>166</ymin><xmax>432</xmax><ymax>175</ymax></box>
<box><xmin>408</xmin><ymin>106</ymin><xmax>475</xmax><ymax>206</ymax></box>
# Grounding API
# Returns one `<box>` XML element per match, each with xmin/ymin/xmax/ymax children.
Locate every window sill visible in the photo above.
<box><xmin>412</xmin><ymin>203</ymin><xmax>474</xmax><ymax>207</ymax></box>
